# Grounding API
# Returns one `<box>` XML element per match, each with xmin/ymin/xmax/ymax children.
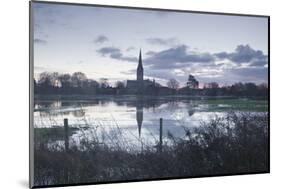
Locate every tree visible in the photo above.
<box><xmin>203</xmin><ymin>82</ymin><xmax>219</xmax><ymax>96</ymax></box>
<box><xmin>186</xmin><ymin>75</ymin><xmax>199</xmax><ymax>89</ymax></box>
<box><xmin>71</xmin><ymin>72</ymin><xmax>87</xmax><ymax>88</ymax></box>
<box><xmin>115</xmin><ymin>81</ymin><xmax>125</xmax><ymax>89</ymax></box>
<box><xmin>58</xmin><ymin>74</ymin><xmax>71</xmax><ymax>88</ymax></box>
<box><xmin>100</xmin><ymin>78</ymin><xmax>109</xmax><ymax>88</ymax></box>
<box><xmin>38</xmin><ymin>72</ymin><xmax>52</xmax><ymax>87</ymax></box>
<box><xmin>167</xmin><ymin>78</ymin><xmax>179</xmax><ymax>89</ymax></box>
<box><xmin>204</xmin><ymin>82</ymin><xmax>219</xmax><ymax>89</ymax></box>
<box><xmin>244</xmin><ymin>83</ymin><xmax>257</xmax><ymax>96</ymax></box>
<box><xmin>87</xmin><ymin>79</ymin><xmax>99</xmax><ymax>88</ymax></box>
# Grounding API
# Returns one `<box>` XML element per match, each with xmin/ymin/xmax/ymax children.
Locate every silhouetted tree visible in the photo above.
<box><xmin>71</xmin><ymin>72</ymin><xmax>87</xmax><ymax>88</ymax></box>
<box><xmin>38</xmin><ymin>72</ymin><xmax>53</xmax><ymax>87</ymax></box>
<box><xmin>167</xmin><ymin>78</ymin><xmax>179</xmax><ymax>90</ymax></box>
<box><xmin>58</xmin><ymin>74</ymin><xmax>71</xmax><ymax>88</ymax></box>
<box><xmin>100</xmin><ymin>78</ymin><xmax>109</xmax><ymax>88</ymax></box>
<box><xmin>115</xmin><ymin>81</ymin><xmax>125</xmax><ymax>89</ymax></box>
<box><xmin>204</xmin><ymin>82</ymin><xmax>219</xmax><ymax>89</ymax></box>
<box><xmin>34</xmin><ymin>71</ymin><xmax>268</xmax><ymax>97</ymax></box>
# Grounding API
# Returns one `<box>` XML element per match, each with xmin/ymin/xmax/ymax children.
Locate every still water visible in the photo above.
<box><xmin>34</xmin><ymin>95</ymin><xmax>267</xmax><ymax>149</ymax></box>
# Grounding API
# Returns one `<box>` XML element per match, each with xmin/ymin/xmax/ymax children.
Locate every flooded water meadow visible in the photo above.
<box><xmin>34</xmin><ymin>95</ymin><xmax>267</xmax><ymax>150</ymax></box>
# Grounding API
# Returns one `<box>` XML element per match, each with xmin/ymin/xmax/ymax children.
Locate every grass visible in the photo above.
<box><xmin>203</xmin><ymin>99</ymin><xmax>268</xmax><ymax>112</ymax></box>
<box><xmin>34</xmin><ymin>127</ymin><xmax>79</xmax><ymax>142</ymax></box>
<box><xmin>33</xmin><ymin>112</ymin><xmax>269</xmax><ymax>187</ymax></box>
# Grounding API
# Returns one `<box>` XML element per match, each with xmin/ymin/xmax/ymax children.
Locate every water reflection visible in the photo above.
<box><xmin>136</xmin><ymin>99</ymin><xmax>143</xmax><ymax>137</ymax></box>
<box><xmin>34</xmin><ymin>96</ymin><xmax>266</xmax><ymax>148</ymax></box>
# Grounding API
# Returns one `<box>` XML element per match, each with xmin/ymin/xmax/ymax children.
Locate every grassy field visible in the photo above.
<box><xmin>202</xmin><ymin>98</ymin><xmax>268</xmax><ymax>112</ymax></box>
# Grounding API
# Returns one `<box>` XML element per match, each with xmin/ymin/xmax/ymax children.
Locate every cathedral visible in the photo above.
<box><xmin>126</xmin><ymin>49</ymin><xmax>155</xmax><ymax>93</ymax></box>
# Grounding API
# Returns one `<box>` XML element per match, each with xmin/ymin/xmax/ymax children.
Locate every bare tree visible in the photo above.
<box><xmin>167</xmin><ymin>78</ymin><xmax>179</xmax><ymax>89</ymax></box>
<box><xmin>204</xmin><ymin>82</ymin><xmax>219</xmax><ymax>89</ymax></box>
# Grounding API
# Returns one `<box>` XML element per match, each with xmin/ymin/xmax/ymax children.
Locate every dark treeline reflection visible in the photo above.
<box><xmin>34</xmin><ymin>71</ymin><xmax>268</xmax><ymax>97</ymax></box>
<box><xmin>34</xmin><ymin>112</ymin><xmax>268</xmax><ymax>187</ymax></box>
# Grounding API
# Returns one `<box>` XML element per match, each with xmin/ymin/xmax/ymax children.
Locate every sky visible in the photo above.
<box><xmin>32</xmin><ymin>2</ymin><xmax>268</xmax><ymax>87</ymax></box>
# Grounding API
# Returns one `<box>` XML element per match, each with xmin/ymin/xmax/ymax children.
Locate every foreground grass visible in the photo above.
<box><xmin>33</xmin><ymin>112</ymin><xmax>269</xmax><ymax>186</ymax></box>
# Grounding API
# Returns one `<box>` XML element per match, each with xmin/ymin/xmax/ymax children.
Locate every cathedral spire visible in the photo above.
<box><xmin>138</xmin><ymin>49</ymin><xmax>143</xmax><ymax>69</ymax></box>
<box><xmin>137</xmin><ymin>49</ymin><xmax>143</xmax><ymax>81</ymax></box>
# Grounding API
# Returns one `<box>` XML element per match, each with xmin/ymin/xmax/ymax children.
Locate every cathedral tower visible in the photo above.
<box><xmin>137</xmin><ymin>49</ymin><xmax>143</xmax><ymax>81</ymax></box>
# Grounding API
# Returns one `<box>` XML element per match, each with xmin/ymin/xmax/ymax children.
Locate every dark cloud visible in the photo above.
<box><xmin>34</xmin><ymin>38</ymin><xmax>47</xmax><ymax>45</ymax></box>
<box><xmin>97</xmin><ymin>47</ymin><xmax>137</xmax><ymax>62</ymax></box>
<box><xmin>215</xmin><ymin>44</ymin><xmax>268</xmax><ymax>66</ymax></box>
<box><xmin>146</xmin><ymin>51</ymin><xmax>156</xmax><ymax>56</ymax></box>
<box><xmin>97</xmin><ymin>47</ymin><xmax>119</xmax><ymax>55</ymax></box>
<box><xmin>215</xmin><ymin>52</ymin><xmax>228</xmax><ymax>59</ymax></box>
<box><xmin>144</xmin><ymin>45</ymin><xmax>214</xmax><ymax>69</ymax></box>
<box><xmin>146</xmin><ymin>37</ymin><xmax>178</xmax><ymax>46</ymax></box>
<box><xmin>94</xmin><ymin>35</ymin><xmax>108</xmax><ymax>44</ymax></box>
<box><xmin>250</xmin><ymin>56</ymin><xmax>268</xmax><ymax>66</ymax></box>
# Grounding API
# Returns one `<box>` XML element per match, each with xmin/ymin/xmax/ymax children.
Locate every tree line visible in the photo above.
<box><xmin>34</xmin><ymin>72</ymin><xmax>125</xmax><ymax>95</ymax></box>
<box><xmin>34</xmin><ymin>71</ymin><xmax>268</xmax><ymax>98</ymax></box>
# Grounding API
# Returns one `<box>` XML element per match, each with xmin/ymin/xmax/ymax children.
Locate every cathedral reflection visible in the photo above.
<box><xmin>136</xmin><ymin>101</ymin><xmax>143</xmax><ymax>137</ymax></box>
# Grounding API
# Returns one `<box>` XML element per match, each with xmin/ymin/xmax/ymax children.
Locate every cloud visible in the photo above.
<box><xmin>146</xmin><ymin>51</ymin><xmax>156</xmax><ymax>56</ymax></box>
<box><xmin>142</xmin><ymin>45</ymin><xmax>268</xmax><ymax>85</ymax></box>
<box><xmin>34</xmin><ymin>38</ymin><xmax>47</xmax><ymax>45</ymax></box>
<box><xmin>144</xmin><ymin>45</ymin><xmax>214</xmax><ymax>69</ymax></box>
<box><xmin>94</xmin><ymin>35</ymin><xmax>108</xmax><ymax>44</ymax></box>
<box><xmin>126</xmin><ymin>46</ymin><xmax>135</xmax><ymax>51</ymax></box>
<box><xmin>250</xmin><ymin>58</ymin><xmax>268</xmax><ymax>67</ymax></box>
<box><xmin>146</xmin><ymin>37</ymin><xmax>178</xmax><ymax>46</ymax></box>
<box><xmin>120</xmin><ymin>69</ymin><xmax>135</xmax><ymax>75</ymax></box>
<box><xmin>215</xmin><ymin>44</ymin><xmax>268</xmax><ymax>66</ymax></box>
<box><xmin>97</xmin><ymin>44</ymin><xmax>268</xmax><ymax>86</ymax></box>
<box><xmin>225</xmin><ymin>67</ymin><xmax>268</xmax><ymax>84</ymax></box>
<box><xmin>214</xmin><ymin>52</ymin><xmax>228</xmax><ymax>59</ymax></box>
<box><xmin>97</xmin><ymin>47</ymin><xmax>137</xmax><ymax>62</ymax></box>
<box><xmin>229</xmin><ymin>67</ymin><xmax>268</xmax><ymax>78</ymax></box>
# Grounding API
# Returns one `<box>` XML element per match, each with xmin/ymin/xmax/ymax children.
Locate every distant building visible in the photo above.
<box><xmin>186</xmin><ymin>75</ymin><xmax>199</xmax><ymax>89</ymax></box>
<box><xmin>126</xmin><ymin>49</ymin><xmax>156</xmax><ymax>93</ymax></box>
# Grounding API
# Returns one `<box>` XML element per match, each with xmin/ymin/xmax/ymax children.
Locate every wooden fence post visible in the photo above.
<box><xmin>63</xmin><ymin>118</ymin><xmax>69</xmax><ymax>183</ymax></box>
<box><xmin>64</xmin><ymin>118</ymin><xmax>69</xmax><ymax>151</ymax></box>
<box><xmin>159</xmin><ymin>118</ymin><xmax>163</xmax><ymax>152</ymax></box>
